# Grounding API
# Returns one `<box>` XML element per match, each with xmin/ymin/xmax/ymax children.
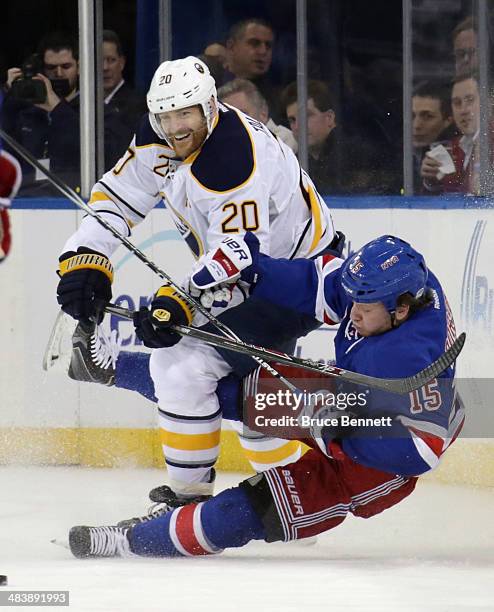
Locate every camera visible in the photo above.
<box><xmin>10</xmin><ymin>55</ymin><xmax>46</xmax><ymax>104</ymax></box>
<box><xmin>10</xmin><ymin>54</ymin><xmax>72</xmax><ymax>104</ymax></box>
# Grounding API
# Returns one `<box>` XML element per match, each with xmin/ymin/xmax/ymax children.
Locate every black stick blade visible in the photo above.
<box><xmin>396</xmin><ymin>332</ymin><xmax>466</xmax><ymax>394</ymax></box>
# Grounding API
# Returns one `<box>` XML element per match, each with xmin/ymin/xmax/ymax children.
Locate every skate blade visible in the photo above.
<box><xmin>50</xmin><ymin>538</ymin><xmax>70</xmax><ymax>550</ymax></box>
<box><xmin>278</xmin><ymin>536</ymin><xmax>318</xmax><ymax>547</ymax></box>
<box><xmin>42</xmin><ymin>311</ymin><xmax>77</xmax><ymax>372</ymax></box>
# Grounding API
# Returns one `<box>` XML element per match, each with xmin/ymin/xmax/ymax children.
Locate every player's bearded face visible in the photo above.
<box><xmin>350</xmin><ymin>301</ymin><xmax>393</xmax><ymax>337</ymax></box>
<box><xmin>159</xmin><ymin>106</ymin><xmax>208</xmax><ymax>158</ymax></box>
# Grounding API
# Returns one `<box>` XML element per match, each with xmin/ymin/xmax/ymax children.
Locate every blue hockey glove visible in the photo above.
<box><xmin>133</xmin><ymin>285</ymin><xmax>194</xmax><ymax>349</ymax></box>
<box><xmin>57</xmin><ymin>247</ymin><xmax>113</xmax><ymax>323</ymax></box>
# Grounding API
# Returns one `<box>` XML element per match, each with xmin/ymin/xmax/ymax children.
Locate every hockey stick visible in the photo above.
<box><xmin>0</xmin><ymin>127</ymin><xmax>300</xmax><ymax>392</ymax></box>
<box><xmin>105</xmin><ymin>302</ymin><xmax>466</xmax><ymax>395</ymax></box>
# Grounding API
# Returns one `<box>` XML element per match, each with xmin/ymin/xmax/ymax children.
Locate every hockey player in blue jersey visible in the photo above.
<box><xmin>68</xmin><ymin>234</ymin><xmax>464</xmax><ymax>558</ymax></box>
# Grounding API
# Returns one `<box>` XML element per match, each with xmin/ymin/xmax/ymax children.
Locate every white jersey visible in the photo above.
<box><xmin>62</xmin><ymin>103</ymin><xmax>335</xmax><ymax>263</ymax></box>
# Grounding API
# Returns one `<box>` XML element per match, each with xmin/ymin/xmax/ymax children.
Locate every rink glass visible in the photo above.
<box><xmin>3</xmin><ymin>1</ymin><xmax>492</xmax><ymax>197</ymax></box>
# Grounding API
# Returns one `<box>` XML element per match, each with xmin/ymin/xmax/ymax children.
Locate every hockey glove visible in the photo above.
<box><xmin>0</xmin><ymin>150</ymin><xmax>22</xmax><ymax>208</ymax></box>
<box><xmin>190</xmin><ymin>232</ymin><xmax>260</xmax><ymax>292</ymax></box>
<box><xmin>56</xmin><ymin>247</ymin><xmax>113</xmax><ymax>323</ymax></box>
<box><xmin>183</xmin><ymin>273</ymin><xmax>235</xmax><ymax>310</ymax></box>
<box><xmin>303</xmin><ymin>403</ymin><xmax>357</xmax><ymax>458</ymax></box>
<box><xmin>0</xmin><ymin>150</ymin><xmax>21</xmax><ymax>263</ymax></box>
<box><xmin>133</xmin><ymin>285</ymin><xmax>194</xmax><ymax>349</ymax></box>
<box><xmin>0</xmin><ymin>209</ymin><xmax>11</xmax><ymax>263</ymax></box>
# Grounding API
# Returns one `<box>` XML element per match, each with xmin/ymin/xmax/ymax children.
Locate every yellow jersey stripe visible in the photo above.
<box><xmin>89</xmin><ymin>190</ymin><xmax>135</xmax><ymax>228</ymax></box>
<box><xmin>308</xmin><ymin>184</ymin><xmax>323</xmax><ymax>254</ymax></box>
<box><xmin>88</xmin><ymin>191</ymin><xmax>111</xmax><ymax>204</ymax></box>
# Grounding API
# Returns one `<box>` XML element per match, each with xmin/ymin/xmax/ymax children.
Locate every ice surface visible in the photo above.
<box><xmin>1</xmin><ymin>466</ymin><xmax>493</xmax><ymax>611</ymax></box>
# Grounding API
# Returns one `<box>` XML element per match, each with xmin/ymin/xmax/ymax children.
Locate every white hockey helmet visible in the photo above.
<box><xmin>147</xmin><ymin>56</ymin><xmax>218</xmax><ymax>144</ymax></box>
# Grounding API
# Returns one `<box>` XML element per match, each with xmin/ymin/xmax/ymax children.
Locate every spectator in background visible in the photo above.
<box><xmin>452</xmin><ymin>17</ymin><xmax>477</xmax><ymax>75</ymax></box>
<box><xmin>224</xmin><ymin>18</ymin><xmax>281</xmax><ymax>122</ymax></box>
<box><xmin>282</xmin><ymin>79</ymin><xmax>378</xmax><ymax>195</ymax></box>
<box><xmin>197</xmin><ymin>53</ymin><xmax>227</xmax><ymax>88</ymax></box>
<box><xmin>412</xmin><ymin>81</ymin><xmax>454</xmax><ymax>191</ymax></box>
<box><xmin>225</xmin><ymin>18</ymin><xmax>273</xmax><ymax>81</ymax></box>
<box><xmin>341</xmin><ymin>56</ymin><xmax>403</xmax><ymax>194</ymax></box>
<box><xmin>421</xmin><ymin>74</ymin><xmax>480</xmax><ymax>195</ymax></box>
<box><xmin>201</xmin><ymin>41</ymin><xmax>229</xmax><ymax>87</ymax></box>
<box><xmin>203</xmin><ymin>42</ymin><xmax>227</xmax><ymax>68</ymax></box>
<box><xmin>218</xmin><ymin>78</ymin><xmax>297</xmax><ymax>152</ymax></box>
<box><xmin>3</xmin><ymin>30</ymin><xmax>145</xmax><ymax>195</ymax></box>
<box><xmin>3</xmin><ymin>31</ymin><xmax>80</xmax><ymax>194</ymax></box>
<box><xmin>102</xmin><ymin>30</ymin><xmax>146</xmax><ymax>168</ymax></box>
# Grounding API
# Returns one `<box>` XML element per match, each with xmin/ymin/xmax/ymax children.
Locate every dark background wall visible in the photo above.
<box><xmin>1</xmin><ymin>0</ymin><xmax>405</xmax><ymax>93</ymax></box>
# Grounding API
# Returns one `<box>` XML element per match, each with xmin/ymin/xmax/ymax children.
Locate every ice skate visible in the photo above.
<box><xmin>69</xmin><ymin>525</ymin><xmax>135</xmax><ymax>558</ymax></box>
<box><xmin>68</xmin><ymin>320</ymin><xmax>121</xmax><ymax>386</ymax></box>
<box><xmin>117</xmin><ymin>470</ymin><xmax>216</xmax><ymax>528</ymax></box>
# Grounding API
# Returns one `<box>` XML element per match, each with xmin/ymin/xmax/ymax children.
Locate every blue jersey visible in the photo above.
<box><xmin>252</xmin><ymin>253</ymin><xmax>464</xmax><ymax>477</ymax></box>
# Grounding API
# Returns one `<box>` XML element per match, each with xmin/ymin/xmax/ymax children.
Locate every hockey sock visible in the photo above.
<box><xmin>129</xmin><ymin>487</ymin><xmax>265</xmax><ymax>557</ymax></box>
<box><xmin>200</xmin><ymin>486</ymin><xmax>265</xmax><ymax>548</ymax></box>
<box><xmin>115</xmin><ymin>352</ymin><xmax>243</xmax><ymax>417</ymax></box>
<box><xmin>215</xmin><ymin>373</ymin><xmax>242</xmax><ymax>420</ymax></box>
<box><xmin>115</xmin><ymin>351</ymin><xmax>156</xmax><ymax>402</ymax></box>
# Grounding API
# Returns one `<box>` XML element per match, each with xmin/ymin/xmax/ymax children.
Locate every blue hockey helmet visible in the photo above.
<box><xmin>341</xmin><ymin>235</ymin><xmax>428</xmax><ymax>311</ymax></box>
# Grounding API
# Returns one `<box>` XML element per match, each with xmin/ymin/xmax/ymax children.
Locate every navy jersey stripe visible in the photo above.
<box><xmin>158</xmin><ymin>407</ymin><xmax>222</xmax><ymax>421</ymax></box>
<box><xmin>82</xmin><ymin>209</ymin><xmax>131</xmax><ymax>235</ymax></box>
<box><xmin>99</xmin><ymin>180</ymin><xmax>146</xmax><ymax>219</ymax></box>
<box><xmin>191</xmin><ymin>108</ymin><xmax>255</xmax><ymax>192</ymax></box>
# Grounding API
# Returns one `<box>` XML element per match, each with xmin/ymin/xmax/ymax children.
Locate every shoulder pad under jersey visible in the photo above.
<box><xmin>191</xmin><ymin>107</ymin><xmax>255</xmax><ymax>192</ymax></box>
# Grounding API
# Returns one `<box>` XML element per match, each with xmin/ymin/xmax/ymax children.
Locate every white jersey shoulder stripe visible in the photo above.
<box><xmin>315</xmin><ymin>255</ymin><xmax>343</xmax><ymax>324</ymax></box>
<box><xmin>410</xmin><ymin>434</ymin><xmax>441</xmax><ymax>470</ymax></box>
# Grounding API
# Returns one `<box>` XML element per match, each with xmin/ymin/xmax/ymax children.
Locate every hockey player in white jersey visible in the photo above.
<box><xmin>56</xmin><ymin>56</ymin><xmax>341</xmax><ymax>517</ymax></box>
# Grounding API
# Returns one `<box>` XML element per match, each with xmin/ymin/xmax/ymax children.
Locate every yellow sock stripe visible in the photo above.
<box><xmin>242</xmin><ymin>440</ymin><xmax>302</xmax><ymax>465</ymax></box>
<box><xmin>58</xmin><ymin>253</ymin><xmax>114</xmax><ymax>283</ymax></box>
<box><xmin>160</xmin><ymin>428</ymin><xmax>221</xmax><ymax>451</ymax></box>
<box><xmin>156</xmin><ymin>285</ymin><xmax>194</xmax><ymax>325</ymax></box>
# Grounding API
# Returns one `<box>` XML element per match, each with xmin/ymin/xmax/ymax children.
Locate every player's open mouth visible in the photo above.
<box><xmin>173</xmin><ymin>134</ymin><xmax>191</xmax><ymax>142</ymax></box>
